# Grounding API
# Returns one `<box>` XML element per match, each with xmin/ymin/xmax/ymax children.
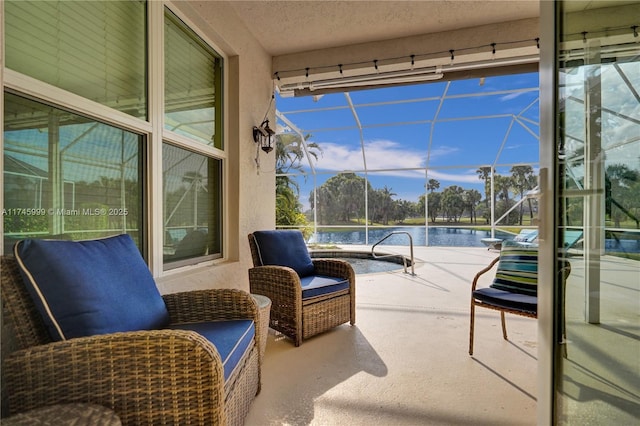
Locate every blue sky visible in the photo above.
<box><xmin>275</xmin><ymin>72</ymin><xmax>540</xmax><ymax>210</ymax></box>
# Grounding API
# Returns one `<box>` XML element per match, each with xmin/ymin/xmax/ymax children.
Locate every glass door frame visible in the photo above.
<box><xmin>541</xmin><ymin>1</ymin><xmax>640</xmax><ymax>424</ymax></box>
<box><xmin>537</xmin><ymin>1</ymin><xmax>559</xmax><ymax>424</ymax></box>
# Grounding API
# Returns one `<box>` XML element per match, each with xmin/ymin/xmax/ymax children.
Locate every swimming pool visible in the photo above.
<box><xmin>309</xmin><ymin>227</ymin><xmax>513</xmax><ymax>247</ymax></box>
<box><xmin>310</xmin><ymin>250</ymin><xmax>411</xmax><ymax>274</ymax></box>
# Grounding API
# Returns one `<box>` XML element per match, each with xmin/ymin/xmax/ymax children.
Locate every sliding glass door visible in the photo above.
<box><xmin>554</xmin><ymin>2</ymin><xmax>640</xmax><ymax>424</ymax></box>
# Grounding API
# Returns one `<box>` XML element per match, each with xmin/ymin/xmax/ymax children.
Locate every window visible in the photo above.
<box><xmin>5</xmin><ymin>0</ymin><xmax>147</xmax><ymax>120</ymax></box>
<box><xmin>165</xmin><ymin>10</ymin><xmax>223</xmax><ymax>149</ymax></box>
<box><xmin>3</xmin><ymin>93</ymin><xmax>144</xmax><ymax>249</ymax></box>
<box><xmin>3</xmin><ymin>2</ymin><xmax>226</xmax><ymax>269</ymax></box>
<box><xmin>163</xmin><ymin>9</ymin><xmax>224</xmax><ymax>267</ymax></box>
<box><xmin>162</xmin><ymin>144</ymin><xmax>221</xmax><ymax>266</ymax></box>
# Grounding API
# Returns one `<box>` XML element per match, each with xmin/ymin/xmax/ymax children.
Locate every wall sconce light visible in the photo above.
<box><xmin>253</xmin><ymin>119</ymin><xmax>275</xmax><ymax>153</ymax></box>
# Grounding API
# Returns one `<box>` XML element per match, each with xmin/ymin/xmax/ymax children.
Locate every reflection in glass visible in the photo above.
<box><xmin>165</xmin><ymin>10</ymin><xmax>222</xmax><ymax>148</ymax></box>
<box><xmin>163</xmin><ymin>144</ymin><xmax>221</xmax><ymax>266</ymax></box>
<box><xmin>5</xmin><ymin>1</ymin><xmax>147</xmax><ymax>119</ymax></box>
<box><xmin>556</xmin><ymin>2</ymin><xmax>640</xmax><ymax>424</ymax></box>
<box><xmin>3</xmin><ymin>93</ymin><xmax>143</xmax><ymax>251</ymax></box>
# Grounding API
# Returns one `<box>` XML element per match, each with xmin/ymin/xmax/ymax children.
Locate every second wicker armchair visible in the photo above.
<box><xmin>248</xmin><ymin>230</ymin><xmax>356</xmax><ymax>346</ymax></box>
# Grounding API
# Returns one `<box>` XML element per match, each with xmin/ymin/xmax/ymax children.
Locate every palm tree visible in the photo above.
<box><xmin>510</xmin><ymin>165</ymin><xmax>535</xmax><ymax>225</ymax></box>
<box><xmin>442</xmin><ymin>185</ymin><xmax>465</xmax><ymax>222</ymax></box>
<box><xmin>464</xmin><ymin>189</ymin><xmax>482</xmax><ymax>224</ymax></box>
<box><xmin>476</xmin><ymin>166</ymin><xmax>493</xmax><ymax>208</ymax></box>
<box><xmin>605</xmin><ymin>164</ymin><xmax>640</xmax><ymax>227</ymax></box>
<box><xmin>427</xmin><ymin>192</ymin><xmax>442</xmax><ymax>223</ymax></box>
<box><xmin>275</xmin><ymin>133</ymin><xmax>321</xmax><ymax>228</ymax></box>
<box><xmin>379</xmin><ymin>186</ymin><xmax>397</xmax><ymax>225</ymax></box>
<box><xmin>427</xmin><ymin>178</ymin><xmax>440</xmax><ymax>192</ymax></box>
<box><xmin>276</xmin><ymin>133</ymin><xmax>320</xmax><ymax>174</ymax></box>
<box><xmin>494</xmin><ymin>175</ymin><xmax>512</xmax><ymax>202</ymax></box>
<box><xmin>275</xmin><ymin>133</ymin><xmax>320</xmax><ymax>194</ymax></box>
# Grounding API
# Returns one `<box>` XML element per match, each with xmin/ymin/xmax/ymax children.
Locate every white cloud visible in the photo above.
<box><xmin>313</xmin><ymin>138</ymin><xmax>459</xmax><ymax>170</ymax></box>
<box><xmin>427</xmin><ymin>170</ymin><xmax>483</xmax><ymax>184</ymax></box>
<box><xmin>308</xmin><ymin>138</ymin><xmax>482</xmax><ymax>185</ymax></box>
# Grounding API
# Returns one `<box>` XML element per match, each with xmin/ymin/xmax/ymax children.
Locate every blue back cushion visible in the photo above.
<box><xmin>490</xmin><ymin>240</ymin><xmax>538</xmax><ymax>296</ymax></box>
<box><xmin>15</xmin><ymin>234</ymin><xmax>170</xmax><ymax>341</ymax></box>
<box><xmin>252</xmin><ymin>230</ymin><xmax>315</xmax><ymax>277</ymax></box>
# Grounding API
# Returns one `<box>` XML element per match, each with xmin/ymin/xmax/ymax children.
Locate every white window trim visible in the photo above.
<box><xmin>4</xmin><ymin>69</ymin><xmax>153</xmax><ymax>137</ymax></box>
<box><xmin>156</xmin><ymin>2</ymin><xmax>230</xmax><ymax>277</ymax></box>
<box><xmin>1</xmin><ymin>1</ymin><xmax>230</xmax><ymax>276</ymax></box>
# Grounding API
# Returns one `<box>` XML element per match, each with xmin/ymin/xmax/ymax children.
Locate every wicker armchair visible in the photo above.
<box><xmin>1</xmin><ymin>255</ymin><xmax>260</xmax><ymax>426</ymax></box>
<box><xmin>248</xmin><ymin>230</ymin><xmax>355</xmax><ymax>347</ymax></box>
<box><xmin>469</xmin><ymin>241</ymin><xmax>571</xmax><ymax>355</ymax></box>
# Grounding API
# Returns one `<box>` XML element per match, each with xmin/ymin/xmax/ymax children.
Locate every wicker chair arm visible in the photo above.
<box><xmin>471</xmin><ymin>256</ymin><xmax>500</xmax><ymax>291</ymax></box>
<box><xmin>312</xmin><ymin>259</ymin><xmax>355</xmax><ymax>283</ymax></box>
<box><xmin>4</xmin><ymin>329</ymin><xmax>226</xmax><ymax>425</ymax></box>
<box><xmin>163</xmin><ymin>288</ymin><xmax>259</xmax><ymax>324</ymax></box>
<box><xmin>248</xmin><ymin>265</ymin><xmax>302</xmax><ymax>297</ymax></box>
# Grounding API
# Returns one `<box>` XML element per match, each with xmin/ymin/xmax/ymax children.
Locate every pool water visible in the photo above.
<box><xmin>343</xmin><ymin>257</ymin><xmax>405</xmax><ymax>274</ymax></box>
<box><xmin>310</xmin><ymin>251</ymin><xmax>409</xmax><ymax>274</ymax></box>
<box><xmin>310</xmin><ymin>227</ymin><xmax>513</xmax><ymax>247</ymax></box>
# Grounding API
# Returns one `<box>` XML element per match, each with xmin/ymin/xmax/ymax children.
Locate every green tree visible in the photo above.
<box><xmin>476</xmin><ymin>166</ymin><xmax>494</xmax><ymax>209</ymax></box>
<box><xmin>510</xmin><ymin>165</ymin><xmax>535</xmax><ymax>225</ymax></box>
<box><xmin>464</xmin><ymin>189</ymin><xmax>482</xmax><ymax>224</ymax></box>
<box><xmin>605</xmin><ymin>164</ymin><xmax>639</xmax><ymax>228</ymax></box>
<box><xmin>368</xmin><ymin>187</ymin><xmax>382</xmax><ymax>224</ymax></box>
<box><xmin>276</xmin><ymin>185</ymin><xmax>307</xmax><ymax>227</ymax></box>
<box><xmin>312</xmin><ymin>173</ymin><xmax>367</xmax><ymax>224</ymax></box>
<box><xmin>392</xmin><ymin>199</ymin><xmax>416</xmax><ymax>223</ymax></box>
<box><xmin>426</xmin><ymin>192</ymin><xmax>442</xmax><ymax>222</ymax></box>
<box><xmin>494</xmin><ymin>175</ymin><xmax>512</xmax><ymax>203</ymax></box>
<box><xmin>427</xmin><ymin>179</ymin><xmax>440</xmax><ymax>192</ymax></box>
<box><xmin>417</xmin><ymin>194</ymin><xmax>425</xmax><ymax>220</ymax></box>
<box><xmin>275</xmin><ymin>133</ymin><xmax>321</xmax><ymax>228</ymax></box>
<box><xmin>276</xmin><ymin>133</ymin><xmax>320</xmax><ymax>176</ymax></box>
<box><xmin>494</xmin><ymin>175</ymin><xmax>517</xmax><ymax>225</ymax></box>
<box><xmin>378</xmin><ymin>186</ymin><xmax>397</xmax><ymax>225</ymax></box>
<box><xmin>441</xmin><ymin>185</ymin><xmax>465</xmax><ymax>222</ymax></box>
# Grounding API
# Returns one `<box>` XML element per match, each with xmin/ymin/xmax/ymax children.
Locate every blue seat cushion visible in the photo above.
<box><xmin>14</xmin><ymin>234</ymin><xmax>170</xmax><ymax>341</ymax></box>
<box><xmin>252</xmin><ymin>230</ymin><xmax>315</xmax><ymax>277</ymax></box>
<box><xmin>300</xmin><ymin>275</ymin><xmax>350</xmax><ymax>300</ymax></box>
<box><xmin>169</xmin><ymin>320</ymin><xmax>255</xmax><ymax>380</ymax></box>
<box><xmin>490</xmin><ymin>240</ymin><xmax>538</xmax><ymax>296</ymax></box>
<box><xmin>473</xmin><ymin>287</ymin><xmax>537</xmax><ymax>314</ymax></box>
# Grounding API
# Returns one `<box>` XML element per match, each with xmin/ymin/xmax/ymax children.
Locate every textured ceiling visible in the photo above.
<box><xmin>228</xmin><ymin>1</ymin><xmax>540</xmax><ymax>56</ymax></box>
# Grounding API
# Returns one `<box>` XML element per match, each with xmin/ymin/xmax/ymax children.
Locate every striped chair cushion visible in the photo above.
<box><xmin>490</xmin><ymin>240</ymin><xmax>538</xmax><ymax>296</ymax></box>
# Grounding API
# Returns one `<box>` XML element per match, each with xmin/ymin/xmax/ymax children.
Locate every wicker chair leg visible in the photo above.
<box><xmin>469</xmin><ymin>302</ymin><xmax>476</xmax><ymax>355</ymax></box>
<box><xmin>500</xmin><ymin>311</ymin><xmax>508</xmax><ymax>340</ymax></box>
<box><xmin>350</xmin><ymin>298</ymin><xmax>356</xmax><ymax>326</ymax></box>
<box><xmin>295</xmin><ymin>310</ymin><xmax>302</xmax><ymax>347</ymax></box>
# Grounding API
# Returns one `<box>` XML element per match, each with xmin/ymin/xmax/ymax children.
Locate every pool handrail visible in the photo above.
<box><xmin>371</xmin><ymin>231</ymin><xmax>415</xmax><ymax>275</ymax></box>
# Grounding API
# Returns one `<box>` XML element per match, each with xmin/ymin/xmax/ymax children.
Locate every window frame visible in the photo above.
<box><xmin>2</xmin><ymin>1</ymin><xmax>230</xmax><ymax>277</ymax></box>
<box><xmin>159</xmin><ymin>4</ymin><xmax>227</xmax><ymax>273</ymax></box>
<box><xmin>2</xmin><ymin>90</ymin><xmax>147</xmax><ymax>246</ymax></box>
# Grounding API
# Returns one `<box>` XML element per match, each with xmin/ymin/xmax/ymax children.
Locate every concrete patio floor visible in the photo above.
<box><xmin>245</xmin><ymin>246</ymin><xmax>542</xmax><ymax>425</ymax></box>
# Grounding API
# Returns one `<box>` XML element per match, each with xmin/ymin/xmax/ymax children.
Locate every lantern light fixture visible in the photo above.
<box><xmin>253</xmin><ymin>119</ymin><xmax>275</xmax><ymax>154</ymax></box>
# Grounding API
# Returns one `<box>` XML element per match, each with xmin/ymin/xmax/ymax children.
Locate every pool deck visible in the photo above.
<box><xmin>246</xmin><ymin>245</ymin><xmax>538</xmax><ymax>425</ymax></box>
<box><xmin>245</xmin><ymin>245</ymin><xmax>638</xmax><ymax>425</ymax></box>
